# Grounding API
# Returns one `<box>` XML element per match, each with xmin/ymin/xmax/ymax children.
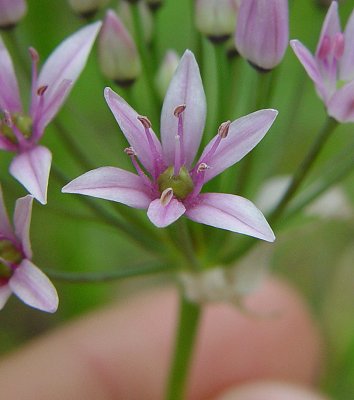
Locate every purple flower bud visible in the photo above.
<box><xmin>195</xmin><ymin>0</ymin><xmax>240</xmax><ymax>43</ymax></box>
<box><xmin>0</xmin><ymin>0</ymin><xmax>27</xmax><ymax>30</ymax></box>
<box><xmin>235</xmin><ymin>0</ymin><xmax>289</xmax><ymax>71</ymax></box>
<box><xmin>67</xmin><ymin>0</ymin><xmax>108</xmax><ymax>18</ymax></box>
<box><xmin>99</xmin><ymin>9</ymin><xmax>141</xmax><ymax>87</ymax></box>
<box><xmin>155</xmin><ymin>50</ymin><xmax>180</xmax><ymax>100</ymax></box>
<box><xmin>117</xmin><ymin>1</ymin><xmax>153</xmax><ymax>45</ymax></box>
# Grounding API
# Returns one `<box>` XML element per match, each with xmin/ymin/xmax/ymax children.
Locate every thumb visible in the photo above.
<box><xmin>213</xmin><ymin>381</ymin><xmax>329</xmax><ymax>400</ymax></box>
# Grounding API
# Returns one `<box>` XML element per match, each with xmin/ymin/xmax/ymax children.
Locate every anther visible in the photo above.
<box><xmin>124</xmin><ymin>146</ymin><xmax>137</xmax><ymax>156</ymax></box>
<box><xmin>3</xmin><ymin>110</ymin><xmax>13</xmax><ymax>127</ymax></box>
<box><xmin>174</xmin><ymin>104</ymin><xmax>186</xmax><ymax>117</ymax></box>
<box><xmin>160</xmin><ymin>187</ymin><xmax>173</xmax><ymax>206</ymax></box>
<box><xmin>218</xmin><ymin>120</ymin><xmax>231</xmax><ymax>138</ymax></box>
<box><xmin>137</xmin><ymin>115</ymin><xmax>152</xmax><ymax>129</ymax></box>
<box><xmin>37</xmin><ymin>85</ymin><xmax>48</xmax><ymax>96</ymax></box>
<box><xmin>197</xmin><ymin>162</ymin><xmax>210</xmax><ymax>173</ymax></box>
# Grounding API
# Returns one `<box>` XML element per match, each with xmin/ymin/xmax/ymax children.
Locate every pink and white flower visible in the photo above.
<box><xmin>291</xmin><ymin>1</ymin><xmax>354</xmax><ymax>122</ymax></box>
<box><xmin>0</xmin><ymin>188</ymin><xmax>58</xmax><ymax>312</ymax></box>
<box><xmin>63</xmin><ymin>50</ymin><xmax>277</xmax><ymax>242</ymax></box>
<box><xmin>0</xmin><ymin>21</ymin><xmax>101</xmax><ymax>204</ymax></box>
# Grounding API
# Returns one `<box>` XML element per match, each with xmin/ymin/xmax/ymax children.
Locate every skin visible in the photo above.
<box><xmin>0</xmin><ymin>277</ymin><xmax>328</xmax><ymax>400</ymax></box>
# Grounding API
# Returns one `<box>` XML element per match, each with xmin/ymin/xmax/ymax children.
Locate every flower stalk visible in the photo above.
<box><xmin>165</xmin><ymin>292</ymin><xmax>201</xmax><ymax>400</ymax></box>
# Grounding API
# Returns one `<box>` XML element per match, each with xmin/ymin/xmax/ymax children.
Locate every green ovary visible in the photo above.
<box><xmin>158</xmin><ymin>166</ymin><xmax>194</xmax><ymax>200</ymax></box>
<box><xmin>0</xmin><ymin>112</ymin><xmax>33</xmax><ymax>143</ymax></box>
<box><xmin>0</xmin><ymin>240</ymin><xmax>22</xmax><ymax>276</ymax></box>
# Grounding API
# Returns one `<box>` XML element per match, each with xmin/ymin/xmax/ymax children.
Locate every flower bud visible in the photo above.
<box><xmin>117</xmin><ymin>0</ymin><xmax>153</xmax><ymax>44</ymax></box>
<box><xmin>235</xmin><ymin>0</ymin><xmax>289</xmax><ymax>71</ymax></box>
<box><xmin>98</xmin><ymin>9</ymin><xmax>141</xmax><ymax>87</ymax></box>
<box><xmin>195</xmin><ymin>0</ymin><xmax>239</xmax><ymax>43</ymax></box>
<box><xmin>67</xmin><ymin>0</ymin><xmax>108</xmax><ymax>18</ymax></box>
<box><xmin>155</xmin><ymin>50</ymin><xmax>180</xmax><ymax>99</ymax></box>
<box><xmin>0</xmin><ymin>0</ymin><xmax>27</xmax><ymax>30</ymax></box>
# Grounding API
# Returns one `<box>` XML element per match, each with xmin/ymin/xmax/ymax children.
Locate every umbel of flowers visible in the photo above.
<box><xmin>0</xmin><ymin>22</ymin><xmax>101</xmax><ymax>204</ymax></box>
<box><xmin>0</xmin><ymin>188</ymin><xmax>58</xmax><ymax>312</ymax></box>
<box><xmin>63</xmin><ymin>50</ymin><xmax>277</xmax><ymax>242</ymax></box>
<box><xmin>291</xmin><ymin>1</ymin><xmax>354</xmax><ymax>122</ymax></box>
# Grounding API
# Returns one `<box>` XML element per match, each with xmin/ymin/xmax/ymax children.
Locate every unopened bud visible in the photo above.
<box><xmin>155</xmin><ymin>50</ymin><xmax>180</xmax><ymax>100</ymax></box>
<box><xmin>235</xmin><ymin>0</ymin><xmax>289</xmax><ymax>71</ymax></box>
<box><xmin>99</xmin><ymin>9</ymin><xmax>141</xmax><ymax>87</ymax></box>
<box><xmin>117</xmin><ymin>1</ymin><xmax>153</xmax><ymax>45</ymax></box>
<box><xmin>0</xmin><ymin>0</ymin><xmax>27</xmax><ymax>30</ymax></box>
<box><xmin>67</xmin><ymin>0</ymin><xmax>108</xmax><ymax>18</ymax></box>
<box><xmin>195</xmin><ymin>0</ymin><xmax>239</xmax><ymax>44</ymax></box>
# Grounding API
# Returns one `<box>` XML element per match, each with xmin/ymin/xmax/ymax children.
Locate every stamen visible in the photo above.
<box><xmin>29</xmin><ymin>47</ymin><xmax>40</xmax><ymax>116</ymax></box>
<box><xmin>124</xmin><ymin>146</ymin><xmax>151</xmax><ymax>187</ymax></box>
<box><xmin>199</xmin><ymin>120</ymin><xmax>231</xmax><ymax>166</ymax></box>
<box><xmin>192</xmin><ymin>162</ymin><xmax>210</xmax><ymax>197</ymax></box>
<box><xmin>32</xmin><ymin>85</ymin><xmax>48</xmax><ymax>127</ymax></box>
<box><xmin>197</xmin><ymin>162</ymin><xmax>210</xmax><ymax>173</ymax></box>
<box><xmin>160</xmin><ymin>187</ymin><xmax>173</xmax><ymax>206</ymax></box>
<box><xmin>137</xmin><ymin>115</ymin><xmax>161</xmax><ymax>178</ymax></box>
<box><xmin>173</xmin><ymin>104</ymin><xmax>186</xmax><ymax>175</ymax></box>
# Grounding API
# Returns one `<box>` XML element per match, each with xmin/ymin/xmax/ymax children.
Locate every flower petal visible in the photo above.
<box><xmin>0</xmin><ymin>185</ymin><xmax>14</xmax><ymax>239</ymax></box>
<box><xmin>327</xmin><ymin>80</ymin><xmax>354</xmax><ymax>122</ymax></box>
<box><xmin>185</xmin><ymin>193</ymin><xmax>275</xmax><ymax>242</ymax></box>
<box><xmin>0</xmin><ymin>284</ymin><xmax>11</xmax><ymax>310</ymax></box>
<box><xmin>62</xmin><ymin>166</ymin><xmax>152</xmax><ymax>209</ymax></box>
<box><xmin>290</xmin><ymin>40</ymin><xmax>325</xmax><ymax>99</ymax></box>
<box><xmin>104</xmin><ymin>87</ymin><xmax>162</xmax><ymax>175</ymax></box>
<box><xmin>315</xmin><ymin>1</ymin><xmax>340</xmax><ymax>58</ymax></box>
<box><xmin>9</xmin><ymin>259</ymin><xmax>58</xmax><ymax>313</ymax></box>
<box><xmin>0</xmin><ymin>36</ymin><xmax>22</xmax><ymax>112</ymax></box>
<box><xmin>33</xmin><ymin>79</ymin><xmax>72</xmax><ymax>138</ymax></box>
<box><xmin>14</xmin><ymin>195</ymin><xmax>33</xmax><ymax>259</ymax></box>
<box><xmin>36</xmin><ymin>21</ymin><xmax>101</xmax><ymax>130</ymax></box>
<box><xmin>147</xmin><ymin>198</ymin><xmax>186</xmax><ymax>228</ymax></box>
<box><xmin>198</xmin><ymin>109</ymin><xmax>278</xmax><ymax>183</ymax></box>
<box><xmin>9</xmin><ymin>145</ymin><xmax>52</xmax><ymax>205</ymax></box>
<box><xmin>340</xmin><ymin>9</ymin><xmax>354</xmax><ymax>81</ymax></box>
<box><xmin>160</xmin><ymin>50</ymin><xmax>207</xmax><ymax>167</ymax></box>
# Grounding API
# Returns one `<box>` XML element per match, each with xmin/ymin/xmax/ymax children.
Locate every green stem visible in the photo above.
<box><xmin>235</xmin><ymin>71</ymin><xmax>273</xmax><ymax>196</ymax></box>
<box><xmin>51</xmin><ymin>164</ymin><xmax>167</xmax><ymax>258</ymax></box>
<box><xmin>131</xmin><ymin>2</ymin><xmax>161</xmax><ymax>121</ymax></box>
<box><xmin>44</xmin><ymin>261</ymin><xmax>170</xmax><ymax>283</ymax></box>
<box><xmin>54</xmin><ymin>120</ymin><xmax>94</xmax><ymax>171</ymax></box>
<box><xmin>165</xmin><ymin>293</ymin><xmax>201</xmax><ymax>400</ymax></box>
<box><xmin>221</xmin><ymin>117</ymin><xmax>340</xmax><ymax>265</ymax></box>
<box><xmin>286</xmin><ymin>149</ymin><xmax>354</xmax><ymax>220</ymax></box>
<box><xmin>269</xmin><ymin>117</ymin><xmax>338</xmax><ymax>223</ymax></box>
<box><xmin>211</xmin><ymin>43</ymin><xmax>227</xmax><ymax>135</ymax></box>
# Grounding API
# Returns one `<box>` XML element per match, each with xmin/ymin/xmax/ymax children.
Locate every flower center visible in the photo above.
<box><xmin>157</xmin><ymin>166</ymin><xmax>194</xmax><ymax>200</ymax></box>
<box><xmin>0</xmin><ymin>111</ymin><xmax>33</xmax><ymax>143</ymax></box>
<box><xmin>0</xmin><ymin>239</ymin><xmax>22</xmax><ymax>284</ymax></box>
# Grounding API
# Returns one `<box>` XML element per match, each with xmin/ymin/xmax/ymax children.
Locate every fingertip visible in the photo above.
<box><xmin>214</xmin><ymin>381</ymin><xmax>329</xmax><ymax>400</ymax></box>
